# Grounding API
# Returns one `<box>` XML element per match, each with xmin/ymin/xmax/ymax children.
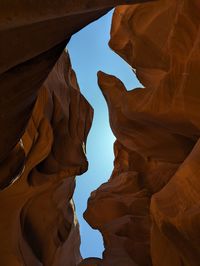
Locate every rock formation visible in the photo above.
<box><xmin>1</xmin><ymin>0</ymin><xmax>199</xmax><ymax>265</ymax></box>
<box><xmin>82</xmin><ymin>0</ymin><xmax>200</xmax><ymax>265</ymax></box>
<box><xmin>0</xmin><ymin>50</ymin><xmax>93</xmax><ymax>266</ymax></box>
<box><xmin>0</xmin><ymin>0</ymin><xmax>147</xmax><ymax>174</ymax></box>
<box><xmin>0</xmin><ymin>1</ymin><xmax>155</xmax><ymax>265</ymax></box>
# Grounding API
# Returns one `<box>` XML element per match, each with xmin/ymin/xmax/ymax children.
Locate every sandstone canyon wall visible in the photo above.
<box><xmin>1</xmin><ymin>0</ymin><xmax>199</xmax><ymax>265</ymax></box>
<box><xmin>0</xmin><ymin>50</ymin><xmax>94</xmax><ymax>266</ymax></box>
<box><xmin>0</xmin><ymin>0</ymin><xmax>145</xmax><ymax>172</ymax></box>
<box><xmin>82</xmin><ymin>0</ymin><xmax>200</xmax><ymax>265</ymax></box>
<box><xmin>0</xmin><ymin>1</ymin><xmax>152</xmax><ymax>265</ymax></box>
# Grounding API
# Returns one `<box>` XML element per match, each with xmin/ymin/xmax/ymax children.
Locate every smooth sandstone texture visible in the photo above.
<box><xmin>0</xmin><ymin>0</ymin><xmax>150</xmax><ymax>165</ymax></box>
<box><xmin>83</xmin><ymin>0</ymin><xmax>200</xmax><ymax>265</ymax></box>
<box><xmin>0</xmin><ymin>51</ymin><xmax>93</xmax><ymax>266</ymax></box>
<box><xmin>0</xmin><ymin>1</ymin><xmax>157</xmax><ymax>265</ymax></box>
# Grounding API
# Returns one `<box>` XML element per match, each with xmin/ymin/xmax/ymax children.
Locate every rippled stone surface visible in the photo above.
<box><xmin>0</xmin><ymin>0</ymin><xmax>145</xmax><ymax>165</ymax></box>
<box><xmin>0</xmin><ymin>51</ymin><xmax>93</xmax><ymax>266</ymax></box>
<box><xmin>1</xmin><ymin>0</ymin><xmax>198</xmax><ymax>265</ymax></box>
<box><xmin>82</xmin><ymin>0</ymin><xmax>200</xmax><ymax>265</ymax></box>
<box><xmin>0</xmin><ymin>1</ymin><xmax>150</xmax><ymax>265</ymax></box>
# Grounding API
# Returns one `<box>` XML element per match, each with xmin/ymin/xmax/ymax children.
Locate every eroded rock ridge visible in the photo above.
<box><xmin>0</xmin><ymin>1</ymin><xmax>150</xmax><ymax>265</ymax></box>
<box><xmin>83</xmin><ymin>0</ymin><xmax>200</xmax><ymax>265</ymax></box>
<box><xmin>1</xmin><ymin>0</ymin><xmax>199</xmax><ymax>265</ymax></box>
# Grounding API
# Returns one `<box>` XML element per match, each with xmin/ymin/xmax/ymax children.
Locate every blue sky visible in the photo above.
<box><xmin>67</xmin><ymin>9</ymin><xmax>141</xmax><ymax>259</ymax></box>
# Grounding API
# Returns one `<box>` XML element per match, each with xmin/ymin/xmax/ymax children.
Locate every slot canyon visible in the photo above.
<box><xmin>0</xmin><ymin>0</ymin><xmax>200</xmax><ymax>266</ymax></box>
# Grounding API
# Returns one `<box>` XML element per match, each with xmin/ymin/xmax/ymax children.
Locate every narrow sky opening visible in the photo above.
<box><xmin>67</xmin><ymin>9</ymin><xmax>141</xmax><ymax>259</ymax></box>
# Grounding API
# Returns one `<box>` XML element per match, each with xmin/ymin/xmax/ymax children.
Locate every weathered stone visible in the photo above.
<box><xmin>0</xmin><ymin>0</ymin><xmax>149</xmax><ymax>164</ymax></box>
<box><xmin>1</xmin><ymin>0</ymin><xmax>199</xmax><ymax>265</ymax></box>
<box><xmin>83</xmin><ymin>0</ymin><xmax>200</xmax><ymax>265</ymax></box>
<box><xmin>0</xmin><ymin>51</ymin><xmax>93</xmax><ymax>266</ymax></box>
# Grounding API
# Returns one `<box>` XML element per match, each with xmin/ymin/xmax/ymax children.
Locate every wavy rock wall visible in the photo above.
<box><xmin>0</xmin><ymin>1</ymin><xmax>153</xmax><ymax>265</ymax></box>
<box><xmin>0</xmin><ymin>50</ymin><xmax>94</xmax><ymax>266</ymax></box>
<box><xmin>83</xmin><ymin>0</ymin><xmax>200</xmax><ymax>265</ymax></box>
<box><xmin>0</xmin><ymin>0</ymin><xmax>146</xmax><ymax>175</ymax></box>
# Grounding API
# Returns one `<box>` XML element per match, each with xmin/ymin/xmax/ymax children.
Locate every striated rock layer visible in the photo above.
<box><xmin>0</xmin><ymin>50</ymin><xmax>93</xmax><ymax>266</ymax></box>
<box><xmin>0</xmin><ymin>1</ymin><xmax>157</xmax><ymax>265</ymax></box>
<box><xmin>83</xmin><ymin>0</ymin><xmax>200</xmax><ymax>265</ymax></box>
<box><xmin>0</xmin><ymin>0</ymin><xmax>148</xmax><ymax>172</ymax></box>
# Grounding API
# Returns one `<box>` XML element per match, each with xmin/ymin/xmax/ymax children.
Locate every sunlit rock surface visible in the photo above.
<box><xmin>83</xmin><ymin>0</ymin><xmax>200</xmax><ymax>265</ymax></box>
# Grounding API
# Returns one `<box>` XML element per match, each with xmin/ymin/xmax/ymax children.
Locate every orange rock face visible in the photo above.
<box><xmin>83</xmin><ymin>0</ymin><xmax>200</xmax><ymax>265</ymax></box>
<box><xmin>0</xmin><ymin>0</ymin><xmax>146</xmax><ymax>168</ymax></box>
<box><xmin>1</xmin><ymin>0</ymin><xmax>199</xmax><ymax>265</ymax></box>
<box><xmin>0</xmin><ymin>51</ymin><xmax>93</xmax><ymax>266</ymax></box>
<box><xmin>0</xmin><ymin>1</ymin><xmax>157</xmax><ymax>265</ymax></box>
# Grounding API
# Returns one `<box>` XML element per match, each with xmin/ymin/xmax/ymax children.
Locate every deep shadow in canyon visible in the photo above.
<box><xmin>0</xmin><ymin>0</ymin><xmax>200</xmax><ymax>266</ymax></box>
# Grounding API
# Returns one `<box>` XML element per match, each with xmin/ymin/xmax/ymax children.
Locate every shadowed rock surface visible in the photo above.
<box><xmin>0</xmin><ymin>1</ymin><xmax>155</xmax><ymax>265</ymax></box>
<box><xmin>1</xmin><ymin>0</ymin><xmax>199</xmax><ymax>265</ymax></box>
<box><xmin>0</xmin><ymin>51</ymin><xmax>93</xmax><ymax>266</ymax></box>
<box><xmin>82</xmin><ymin>0</ymin><xmax>200</xmax><ymax>265</ymax></box>
<box><xmin>0</xmin><ymin>0</ymin><xmax>149</xmax><ymax>165</ymax></box>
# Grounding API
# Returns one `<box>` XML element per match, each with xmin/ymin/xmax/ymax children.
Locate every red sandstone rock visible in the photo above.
<box><xmin>83</xmin><ymin>0</ymin><xmax>200</xmax><ymax>265</ymax></box>
<box><xmin>84</xmin><ymin>141</ymin><xmax>152</xmax><ymax>266</ymax></box>
<box><xmin>0</xmin><ymin>0</ymin><xmax>147</xmax><ymax>167</ymax></box>
<box><xmin>0</xmin><ymin>1</ymin><xmax>157</xmax><ymax>265</ymax></box>
<box><xmin>0</xmin><ymin>51</ymin><xmax>93</xmax><ymax>266</ymax></box>
<box><xmin>78</xmin><ymin>257</ymin><xmax>102</xmax><ymax>266</ymax></box>
<box><xmin>1</xmin><ymin>0</ymin><xmax>198</xmax><ymax>265</ymax></box>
